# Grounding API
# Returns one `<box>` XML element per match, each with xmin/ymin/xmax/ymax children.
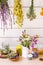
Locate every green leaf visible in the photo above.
<box><xmin>27</xmin><ymin>0</ymin><xmax>36</xmax><ymax>20</ymax></box>
<box><xmin>0</xmin><ymin>0</ymin><xmax>8</xmax><ymax>3</ymax></box>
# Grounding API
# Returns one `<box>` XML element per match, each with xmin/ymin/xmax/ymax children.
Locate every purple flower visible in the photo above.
<box><xmin>0</xmin><ymin>1</ymin><xmax>12</xmax><ymax>27</ymax></box>
<box><xmin>34</xmin><ymin>40</ymin><xmax>37</xmax><ymax>44</ymax></box>
<box><xmin>31</xmin><ymin>43</ymin><xmax>34</xmax><ymax>48</ymax></box>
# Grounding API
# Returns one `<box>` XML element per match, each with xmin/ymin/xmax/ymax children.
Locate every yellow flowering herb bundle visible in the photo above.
<box><xmin>13</xmin><ymin>0</ymin><xmax>23</xmax><ymax>28</ymax></box>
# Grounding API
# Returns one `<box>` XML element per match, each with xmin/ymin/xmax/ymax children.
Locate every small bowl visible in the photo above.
<box><xmin>9</xmin><ymin>57</ymin><xmax>19</xmax><ymax>61</ymax></box>
<box><xmin>28</xmin><ymin>54</ymin><xmax>33</xmax><ymax>60</ymax></box>
<box><xmin>0</xmin><ymin>55</ymin><xmax>7</xmax><ymax>58</ymax></box>
<box><xmin>8</xmin><ymin>53</ymin><xmax>20</xmax><ymax>61</ymax></box>
<box><xmin>32</xmin><ymin>52</ymin><xmax>38</xmax><ymax>58</ymax></box>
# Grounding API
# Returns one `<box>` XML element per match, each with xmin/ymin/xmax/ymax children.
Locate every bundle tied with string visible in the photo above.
<box><xmin>0</xmin><ymin>0</ymin><xmax>12</xmax><ymax>31</ymax></box>
<box><xmin>27</xmin><ymin>0</ymin><xmax>36</xmax><ymax>21</ymax></box>
<box><xmin>13</xmin><ymin>0</ymin><xmax>23</xmax><ymax>28</ymax></box>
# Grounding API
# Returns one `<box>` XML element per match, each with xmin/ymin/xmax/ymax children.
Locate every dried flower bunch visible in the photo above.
<box><xmin>19</xmin><ymin>30</ymin><xmax>31</xmax><ymax>48</ymax></box>
<box><xmin>13</xmin><ymin>0</ymin><xmax>23</xmax><ymax>28</ymax></box>
<box><xmin>19</xmin><ymin>30</ymin><xmax>39</xmax><ymax>49</ymax></box>
<box><xmin>40</xmin><ymin>8</ymin><xmax>43</xmax><ymax>16</ymax></box>
<box><xmin>0</xmin><ymin>0</ymin><xmax>12</xmax><ymax>28</ymax></box>
<box><xmin>27</xmin><ymin>0</ymin><xmax>36</xmax><ymax>21</ymax></box>
<box><xmin>30</xmin><ymin>35</ymin><xmax>39</xmax><ymax>48</ymax></box>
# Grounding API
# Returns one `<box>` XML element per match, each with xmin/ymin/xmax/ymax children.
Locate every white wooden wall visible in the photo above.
<box><xmin>0</xmin><ymin>0</ymin><xmax>43</xmax><ymax>49</ymax></box>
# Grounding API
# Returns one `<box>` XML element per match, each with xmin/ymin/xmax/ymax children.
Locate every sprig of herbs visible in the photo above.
<box><xmin>27</xmin><ymin>0</ymin><xmax>36</xmax><ymax>21</ymax></box>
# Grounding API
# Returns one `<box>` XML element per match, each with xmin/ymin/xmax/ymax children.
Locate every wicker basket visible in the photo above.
<box><xmin>9</xmin><ymin>56</ymin><xmax>22</xmax><ymax>61</ymax></box>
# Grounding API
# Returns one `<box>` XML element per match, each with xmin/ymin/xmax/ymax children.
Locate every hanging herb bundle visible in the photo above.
<box><xmin>27</xmin><ymin>0</ymin><xmax>36</xmax><ymax>21</ymax></box>
<box><xmin>13</xmin><ymin>0</ymin><xmax>23</xmax><ymax>28</ymax></box>
<box><xmin>0</xmin><ymin>0</ymin><xmax>12</xmax><ymax>30</ymax></box>
<box><xmin>40</xmin><ymin>8</ymin><xmax>43</xmax><ymax>16</ymax></box>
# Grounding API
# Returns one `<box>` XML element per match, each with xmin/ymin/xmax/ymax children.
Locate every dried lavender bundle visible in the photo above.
<box><xmin>0</xmin><ymin>0</ymin><xmax>12</xmax><ymax>27</ymax></box>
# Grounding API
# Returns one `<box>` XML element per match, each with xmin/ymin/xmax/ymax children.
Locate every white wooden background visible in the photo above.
<box><xmin>0</xmin><ymin>0</ymin><xmax>43</xmax><ymax>49</ymax></box>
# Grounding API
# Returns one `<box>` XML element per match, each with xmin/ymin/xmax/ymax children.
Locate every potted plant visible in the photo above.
<box><xmin>8</xmin><ymin>52</ymin><xmax>19</xmax><ymax>61</ymax></box>
<box><xmin>8</xmin><ymin>45</ymin><xmax>22</xmax><ymax>61</ymax></box>
<box><xmin>19</xmin><ymin>30</ymin><xmax>31</xmax><ymax>58</ymax></box>
<box><xmin>19</xmin><ymin>30</ymin><xmax>39</xmax><ymax>58</ymax></box>
<box><xmin>0</xmin><ymin>44</ymin><xmax>12</xmax><ymax>58</ymax></box>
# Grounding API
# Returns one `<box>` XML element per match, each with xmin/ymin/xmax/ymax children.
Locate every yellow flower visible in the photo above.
<box><xmin>13</xmin><ymin>0</ymin><xmax>23</xmax><ymax>27</ymax></box>
<box><xmin>16</xmin><ymin>45</ymin><xmax>22</xmax><ymax>56</ymax></box>
<box><xmin>36</xmin><ymin>35</ymin><xmax>39</xmax><ymax>38</ymax></box>
<box><xmin>16</xmin><ymin>45</ymin><xmax>22</xmax><ymax>50</ymax></box>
